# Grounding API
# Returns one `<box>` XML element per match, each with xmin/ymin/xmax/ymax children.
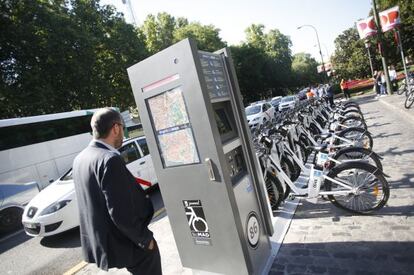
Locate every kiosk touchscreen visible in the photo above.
<box><xmin>128</xmin><ymin>39</ymin><xmax>273</xmax><ymax>275</ymax></box>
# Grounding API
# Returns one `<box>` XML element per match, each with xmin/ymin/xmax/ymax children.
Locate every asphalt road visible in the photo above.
<box><xmin>0</xmin><ymin>186</ymin><xmax>164</xmax><ymax>275</ymax></box>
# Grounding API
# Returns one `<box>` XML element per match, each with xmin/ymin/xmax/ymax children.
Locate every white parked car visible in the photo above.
<box><xmin>22</xmin><ymin>136</ymin><xmax>157</xmax><ymax>237</ymax></box>
<box><xmin>270</xmin><ymin>96</ymin><xmax>282</xmax><ymax>114</ymax></box>
<box><xmin>278</xmin><ymin>96</ymin><xmax>298</xmax><ymax>112</ymax></box>
<box><xmin>245</xmin><ymin>102</ymin><xmax>275</xmax><ymax>128</ymax></box>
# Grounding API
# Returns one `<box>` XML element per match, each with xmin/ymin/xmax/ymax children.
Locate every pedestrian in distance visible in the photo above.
<box><xmin>380</xmin><ymin>71</ymin><xmax>387</xmax><ymax>96</ymax></box>
<box><xmin>340</xmin><ymin>78</ymin><xmax>351</xmax><ymax>100</ymax></box>
<box><xmin>73</xmin><ymin>108</ymin><xmax>162</xmax><ymax>275</ymax></box>
<box><xmin>374</xmin><ymin>70</ymin><xmax>381</xmax><ymax>98</ymax></box>
<box><xmin>326</xmin><ymin>84</ymin><xmax>335</xmax><ymax>107</ymax></box>
<box><xmin>389</xmin><ymin>65</ymin><xmax>397</xmax><ymax>92</ymax></box>
<box><xmin>306</xmin><ymin>87</ymin><xmax>315</xmax><ymax>99</ymax></box>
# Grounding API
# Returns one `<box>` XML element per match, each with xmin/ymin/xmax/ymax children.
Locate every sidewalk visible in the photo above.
<box><xmin>74</xmin><ymin>93</ymin><xmax>414</xmax><ymax>275</ymax></box>
<box><xmin>270</xmin><ymin>93</ymin><xmax>414</xmax><ymax>275</ymax></box>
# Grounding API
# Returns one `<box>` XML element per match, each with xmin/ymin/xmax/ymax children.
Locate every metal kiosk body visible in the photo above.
<box><xmin>127</xmin><ymin>39</ymin><xmax>273</xmax><ymax>275</ymax></box>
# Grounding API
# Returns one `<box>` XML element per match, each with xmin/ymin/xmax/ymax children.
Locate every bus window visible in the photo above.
<box><xmin>119</xmin><ymin>142</ymin><xmax>142</xmax><ymax>165</ymax></box>
<box><xmin>137</xmin><ymin>138</ymin><xmax>149</xmax><ymax>156</ymax></box>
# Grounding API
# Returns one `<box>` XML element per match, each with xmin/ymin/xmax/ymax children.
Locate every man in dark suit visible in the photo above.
<box><xmin>73</xmin><ymin>108</ymin><xmax>161</xmax><ymax>275</ymax></box>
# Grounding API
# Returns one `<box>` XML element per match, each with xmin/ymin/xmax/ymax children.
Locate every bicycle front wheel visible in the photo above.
<box><xmin>337</xmin><ymin>127</ymin><xmax>373</xmax><ymax>150</ymax></box>
<box><xmin>265</xmin><ymin>173</ymin><xmax>284</xmax><ymax>211</ymax></box>
<box><xmin>404</xmin><ymin>91</ymin><xmax>414</xmax><ymax>109</ymax></box>
<box><xmin>325</xmin><ymin>161</ymin><xmax>389</xmax><ymax>214</ymax></box>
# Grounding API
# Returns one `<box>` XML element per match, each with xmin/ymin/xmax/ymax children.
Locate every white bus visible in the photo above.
<box><xmin>0</xmin><ymin>110</ymin><xmax>98</xmax><ymax>189</ymax></box>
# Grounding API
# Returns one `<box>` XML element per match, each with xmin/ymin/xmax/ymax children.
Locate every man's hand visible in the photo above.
<box><xmin>148</xmin><ymin>239</ymin><xmax>155</xmax><ymax>250</ymax></box>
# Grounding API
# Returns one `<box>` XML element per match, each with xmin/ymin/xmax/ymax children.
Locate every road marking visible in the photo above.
<box><xmin>62</xmin><ymin>261</ymin><xmax>88</xmax><ymax>275</ymax></box>
<box><xmin>0</xmin><ymin>229</ymin><xmax>24</xmax><ymax>243</ymax></box>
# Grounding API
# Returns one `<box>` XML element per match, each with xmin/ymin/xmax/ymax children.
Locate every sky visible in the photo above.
<box><xmin>101</xmin><ymin>0</ymin><xmax>372</xmax><ymax>63</ymax></box>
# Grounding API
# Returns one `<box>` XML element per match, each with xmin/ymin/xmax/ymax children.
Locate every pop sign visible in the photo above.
<box><xmin>356</xmin><ymin>16</ymin><xmax>377</xmax><ymax>39</ymax></box>
<box><xmin>379</xmin><ymin>6</ymin><xmax>401</xmax><ymax>32</ymax></box>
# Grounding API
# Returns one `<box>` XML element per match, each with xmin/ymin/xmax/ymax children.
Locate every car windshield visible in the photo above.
<box><xmin>281</xmin><ymin>96</ymin><xmax>295</xmax><ymax>103</ymax></box>
<box><xmin>245</xmin><ymin>105</ymin><xmax>262</xmax><ymax>116</ymax></box>
<box><xmin>271</xmin><ymin>98</ymin><xmax>281</xmax><ymax>105</ymax></box>
<box><xmin>59</xmin><ymin>169</ymin><xmax>73</xmax><ymax>183</ymax></box>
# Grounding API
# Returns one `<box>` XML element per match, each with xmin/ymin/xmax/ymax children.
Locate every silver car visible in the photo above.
<box><xmin>0</xmin><ymin>182</ymin><xmax>39</xmax><ymax>233</ymax></box>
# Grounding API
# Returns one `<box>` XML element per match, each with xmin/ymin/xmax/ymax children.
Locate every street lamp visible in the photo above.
<box><xmin>297</xmin><ymin>25</ymin><xmax>326</xmax><ymax>80</ymax></box>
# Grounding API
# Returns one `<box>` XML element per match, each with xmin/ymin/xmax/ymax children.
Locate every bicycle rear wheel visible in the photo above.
<box><xmin>339</xmin><ymin>116</ymin><xmax>367</xmax><ymax>130</ymax></box>
<box><xmin>397</xmin><ymin>83</ymin><xmax>406</xmax><ymax>95</ymax></box>
<box><xmin>324</xmin><ymin>161</ymin><xmax>389</xmax><ymax>214</ymax></box>
<box><xmin>332</xmin><ymin>147</ymin><xmax>383</xmax><ymax>170</ymax></box>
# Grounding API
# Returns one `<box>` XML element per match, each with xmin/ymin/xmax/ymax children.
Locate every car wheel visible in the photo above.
<box><xmin>0</xmin><ymin>207</ymin><xmax>23</xmax><ymax>233</ymax></box>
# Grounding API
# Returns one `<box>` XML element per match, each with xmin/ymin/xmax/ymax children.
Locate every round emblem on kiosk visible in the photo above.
<box><xmin>246</xmin><ymin>212</ymin><xmax>260</xmax><ymax>249</ymax></box>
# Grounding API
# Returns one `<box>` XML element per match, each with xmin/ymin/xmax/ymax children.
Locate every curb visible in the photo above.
<box><xmin>378</xmin><ymin>97</ymin><xmax>414</xmax><ymax>126</ymax></box>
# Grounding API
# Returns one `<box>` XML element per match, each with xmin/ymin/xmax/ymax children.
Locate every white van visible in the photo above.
<box><xmin>119</xmin><ymin>136</ymin><xmax>157</xmax><ymax>190</ymax></box>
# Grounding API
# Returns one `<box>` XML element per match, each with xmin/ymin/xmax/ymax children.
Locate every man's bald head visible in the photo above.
<box><xmin>90</xmin><ymin>108</ymin><xmax>123</xmax><ymax>139</ymax></box>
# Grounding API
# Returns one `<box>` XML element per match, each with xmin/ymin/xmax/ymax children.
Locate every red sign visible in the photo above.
<box><xmin>356</xmin><ymin>17</ymin><xmax>377</xmax><ymax>39</ymax></box>
<box><xmin>379</xmin><ymin>6</ymin><xmax>400</xmax><ymax>32</ymax></box>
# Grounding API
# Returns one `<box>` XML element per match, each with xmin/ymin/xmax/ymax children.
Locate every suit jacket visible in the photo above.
<box><xmin>73</xmin><ymin>141</ymin><xmax>154</xmax><ymax>270</ymax></box>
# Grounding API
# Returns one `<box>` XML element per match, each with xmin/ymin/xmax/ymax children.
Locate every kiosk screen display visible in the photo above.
<box><xmin>147</xmin><ymin>87</ymin><xmax>200</xmax><ymax>168</ymax></box>
<box><xmin>214</xmin><ymin>108</ymin><xmax>232</xmax><ymax>135</ymax></box>
<box><xmin>199</xmin><ymin>51</ymin><xmax>230</xmax><ymax>99</ymax></box>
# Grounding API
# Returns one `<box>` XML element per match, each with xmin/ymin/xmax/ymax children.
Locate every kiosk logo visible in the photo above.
<box><xmin>183</xmin><ymin>200</ymin><xmax>211</xmax><ymax>244</ymax></box>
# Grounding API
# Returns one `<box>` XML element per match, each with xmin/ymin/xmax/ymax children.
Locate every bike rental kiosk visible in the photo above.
<box><xmin>128</xmin><ymin>39</ymin><xmax>274</xmax><ymax>275</ymax></box>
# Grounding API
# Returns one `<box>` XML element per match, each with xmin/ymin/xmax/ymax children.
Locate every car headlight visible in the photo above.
<box><xmin>40</xmin><ymin>200</ymin><xmax>72</xmax><ymax>216</ymax></box>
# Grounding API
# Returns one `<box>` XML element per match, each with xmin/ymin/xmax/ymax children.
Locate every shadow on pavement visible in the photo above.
<box><xmin>372</xmin><ymin>132</ymin><xmax>402</xmax><ymax>139</ymax></box>
<box><xmin>0</xmin><ymin>230</ymin><xmax>31</xmax><ymax>254</ymax></box>
<box><xmin>369</xmin><ymin>122</ymin><xmax>391</xmax><ymax>128</ymax></box>
<box><xmin>365</xmin><ymin>115</ymin><xmax>384</xmax><ymax>121</ymax></box>
<box><xmin>378</xmin><ymin>146</ymin><xmax>414</xmax><ymax>156</ymax></box>
<box><xmin>271</xmin><ymin>241</ymin><xmax>414</xmax><ymax>275</ymax></box>
<box><xmin>281</xmin><ymin>194</ymin><xmax>414</xmax><ymax>220</ymax></box>
<box><xmin>40</xmin><ymin>227</ymin><xmax>81</xmax><ymax>248</ymax></box>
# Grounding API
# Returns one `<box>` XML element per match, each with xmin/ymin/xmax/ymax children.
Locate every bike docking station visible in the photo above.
<box><xmin>127</xmin><ymin>38</ymin><xmax>282</xmax><ymax>274</ymax></box>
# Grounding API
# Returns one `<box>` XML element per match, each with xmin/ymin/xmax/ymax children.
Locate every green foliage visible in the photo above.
<box><xmin>291</xmin><ymin>53</ymin><xmax>322</xmax><ymax>86</ymax></box>
<box><xmin>1</xmin><ymin>4</ymin><xmax>321</xmax><ymax>118</ymax></box>
<box><xmin>140</xmin><ymin>13</ymin><xmax>226</xmax><ymax>53</ymax></box>
<box><xmin>140</xmin><ymin>12</ymin><xmax>176</xmax><ymax>54</ymax></box>
<box><xmin>331</xmin><ymin>27</ymin><xmax>378</xmax><ymax>80</ymax></box>
<box><xmin>238</xmin><ymin>24</ymin><xmax>295</xmax><ymax>100</ymax></box>
<box><xmin>230</xmin><ymin>45</ymin><xmax>267</xmax><ymax>103</ymax></box>
<box><xmin>0</xmin><ymin>0</ymin><xmax>147</xmax><ymax>119</ymax></box>
<box><xmin>376</xmin><ymin>0</ymin><xmax>414</xmax><ymax>68</ymax></box>
<box><xmin>173</xmin><ymin>23</ymin><xmax>226</xmax><ymax>52</ymax></box>
<box><xmin>332</xmin><ymin>0</ymin><xmax>414</xmax><ymax>80</ymax></box>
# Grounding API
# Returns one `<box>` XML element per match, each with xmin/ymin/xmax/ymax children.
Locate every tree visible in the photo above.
<box><xmin>0</xmin><ymin>0</ymin><xmax>148</xmax><ymax>118</ymax></box>
<box><xmin>173</xmin><ymin>23</ymin><xmax>226</xmax><ymax>52</ymax></box>
<box><xmin>291</xmin><ymin>53</ymin><xmax>322</xmax><ymax>86</ymax></box>
<box><xmin>230</xmin><ymin>45</ymin><xmax>267</xmax><ymax>103</ymax></box>
<box><xmin>242</xmin><ymin>24</ymin><xmax>294</xmax><ymax>97</ymax></box>
<box><xmin>140</xmin><ymin>12</ymin><xmax>176</xmax><ymax>54</ymax></box>
<box><xmin>331</xmin><ymin>27</ymin><xmax>378</xmax><ymax>80</ymax></box>
<box><xmin>376</xmin><ymin>0</ymin><xmax>414</xmax><ymax>67</ymax></box>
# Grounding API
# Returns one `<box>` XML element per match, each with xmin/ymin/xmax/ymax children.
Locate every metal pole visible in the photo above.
<box><xmin>372</xmin><ymin>0</ymin><xmax>392</xmax><ymax>95</ymax></box>
<box><xmin>365</xmin><ymin>42</ymin><xmax>375</xmax><ymax>77</ymax></box>
<box><xmin>396</xmin><ymin>29</ymin><xmax>410</xmax><ymax>86</ymax></box>
<box><xmin>298</xmin><ymin>25</ymin><xmax>326</xmax><ymax>82</ymax></box>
